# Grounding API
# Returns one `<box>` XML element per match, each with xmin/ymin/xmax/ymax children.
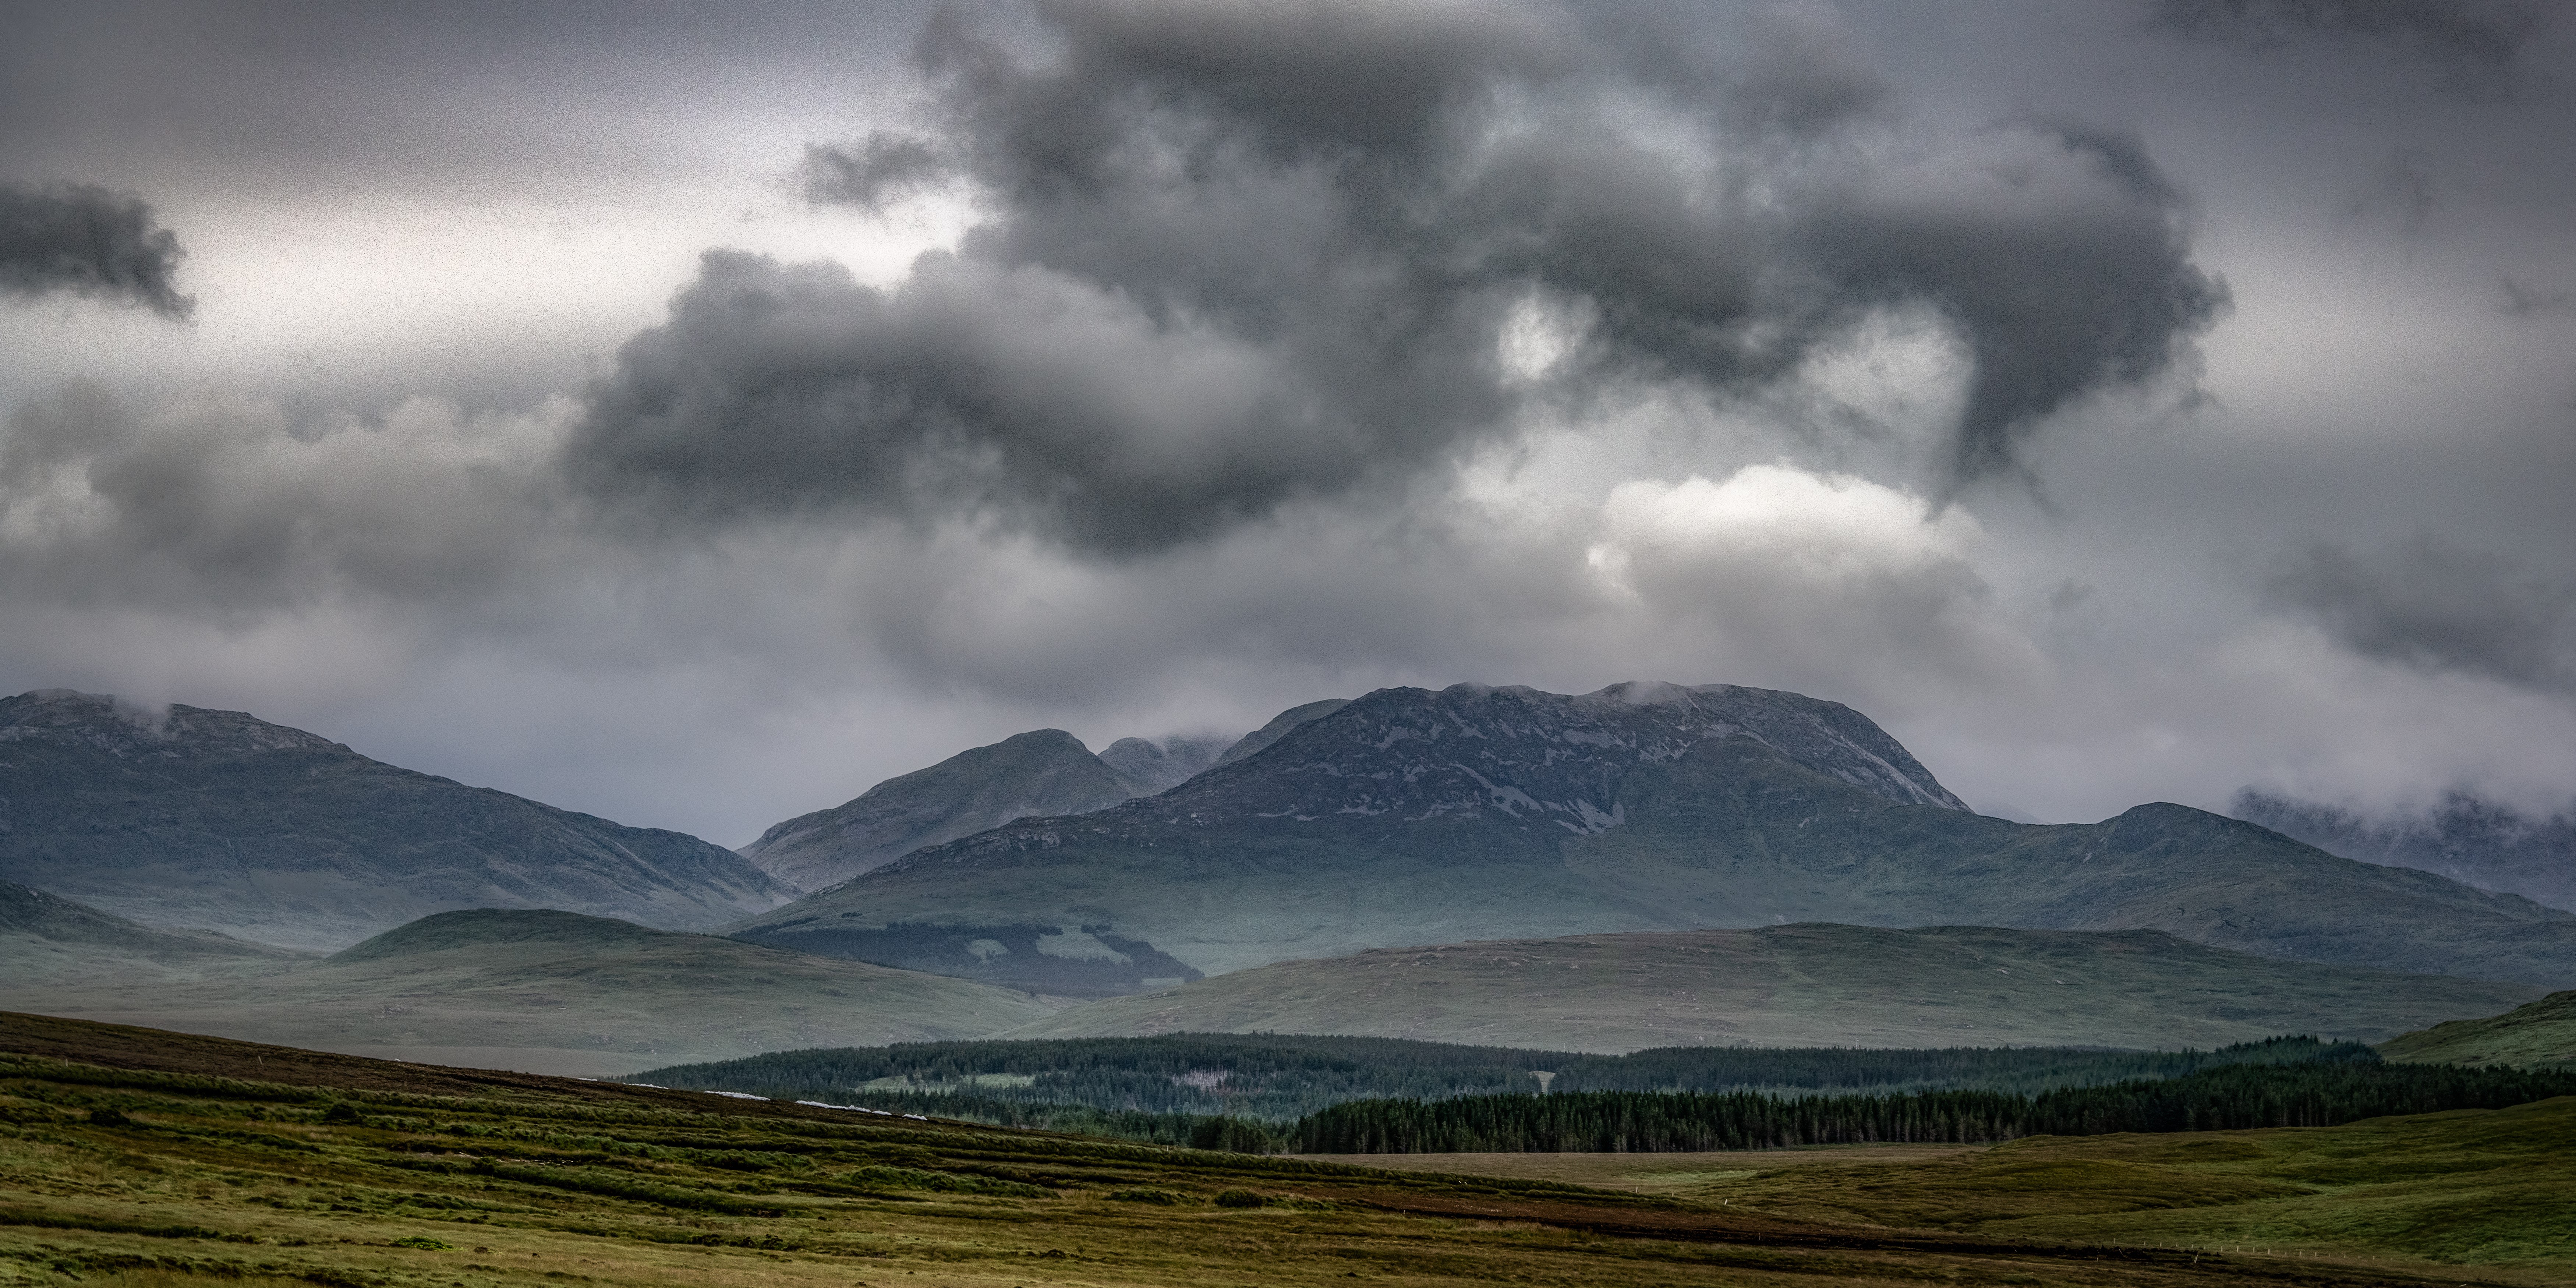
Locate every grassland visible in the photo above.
<box><xmin>1009</xmin><ymin>924</ymin><xmax>2541</xmax><ymax>1052</ymax></box>
<box><xmin>1304</xmin><ymin>1097</ymin><xmax>2576</xmax><ymax>1280</ymax></box>
<box><xmin>8</xmin><ymin>1011</ymin><xmax>2567</xmax><ymax>1288</ymax></box>
<box><xmin>2382</xmin><ymin>992</ymin><xmax>2576</xmax><ymax>1068</ymax></box>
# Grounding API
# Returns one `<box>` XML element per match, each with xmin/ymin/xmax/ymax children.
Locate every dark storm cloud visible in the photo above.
<box><xmin>568</xmin><ymin>0</ymin><xmax>2223</xmax><ymax>554</ymax></box>
<box><xmin>2266</xmin><ymin>535</ymin><xmax>2576</xmax><ymax>690</ymax></box>
<box><xmin>2145</xmin><ymin>0</ymin><xmax>2541</xmax><ymax>91</ymax></box>
<box><xmin>0</xmin><ymin>184</ymin><xmax>192</xmax><ymax>319</ymax></box>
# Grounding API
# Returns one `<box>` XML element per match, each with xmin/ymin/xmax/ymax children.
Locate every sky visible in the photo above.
<box><xmin>2</xmin><ymin>0</ymin><xmax>2571</xmax><ymax>847</ymax></box>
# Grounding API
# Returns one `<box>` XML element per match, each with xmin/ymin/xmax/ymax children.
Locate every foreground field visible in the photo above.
<box><xmin>3</xmin><ymin>1012</ymin><xmax>2568</xmax><ymax>1288</ymax></box>
<box><xmin>1314</xmin><ymin>1098</ymin><xmax>2576</xmax><ymax>1278</ymax></box>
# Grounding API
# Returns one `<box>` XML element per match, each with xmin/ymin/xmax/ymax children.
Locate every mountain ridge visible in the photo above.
<box><xmin>735</xmin><ymin>680</ymin><xmax>2576</xmax><ymax>987</ymax></box>
<box><xmin>0</xmin><ymin>689</ymin><xmax>791</xmax><ymax>951</ymax></box>
<box><xmin>737</xmin><ymin>728</ymin><xmax>1154</xmax><ymax>894</ymax></box>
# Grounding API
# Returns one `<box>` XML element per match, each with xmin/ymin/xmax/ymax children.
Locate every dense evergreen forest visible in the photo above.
<box><xmin>1291</xmin><ymin>1061</ymin><xmax>2576</xmax><ymax>1153</ymax></box>
<box><xmin>633</xmin><ymin>1033</ymin><xmax>2417</xmax><ymax>1149</ymax></box>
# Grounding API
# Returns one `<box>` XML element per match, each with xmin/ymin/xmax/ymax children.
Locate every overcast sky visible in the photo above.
<box><xmin>3</xmin><ymin>0</ymin><xmax>2570</xmax><ymax>846</ymax></box>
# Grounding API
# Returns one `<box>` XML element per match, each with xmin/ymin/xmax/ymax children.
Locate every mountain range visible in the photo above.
<box><xmin>0</xmin><ymin>689</ymin><xmax>789</xmax><ymax>950</ymax></box>
<box><xmin>733</xmin><ymin>681</ymin><xmax>2576</xmax><ymax>988</ymax></box>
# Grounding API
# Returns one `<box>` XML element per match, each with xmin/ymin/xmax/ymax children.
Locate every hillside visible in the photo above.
<box><xmin>10</xmin><ymin>1013</ymin><xmax>2576</xmax><ymax>1282</ymax></box>
<box><xmin>734</xmin><ymin>681</ymin><xmax>2576</xmax><ymax>986</ymax></box>
<box><xmin>2379</xmin><ymin>989</ymin><xmax>2576</xmax><ymax>1068</ymax></box>
<box><xmin>0</xmin><ymin>689</ymin><xmax>790</xmax><ymax>950</ymax></box>
<box><xmin>0</xmin><ymin>907</ymin><xmax>1056</xmax><ymax>1076</ymax></box>
<box><xmin>0</xmin><ymin>878</ymin><xmax>312</xmax><ymax>983</ymax></box>
<box><xmin>1009</xmin><ymin>924</ymin><xmax>2538</xmax><ymax>1052</ymax></box>
<box><xmin>20</xmin><ymin>1011</ymin><xmax>2533</xmax><ymax>1288</ymax></box>
<box><xmin>737</xmin><ymin>728</ymin><xmax>1152</xmax><ymax>893</ymax></box>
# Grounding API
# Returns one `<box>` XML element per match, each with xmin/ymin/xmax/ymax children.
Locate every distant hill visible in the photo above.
<box><xmin>0</xmin><ymin>878</ymin><xmax>312</xmax><ymax>984</ymax></box>
<box><xmin>2380</xmin><ymin>990</ymin><xmax>2576</xmax><ymax>1068</ymax></box>
<box><xmin>1009</xmin><ymin>923</ymin><xmax>2538</xmax><ymax>1052</ymax></box>
<box><xmin>2235</xmin><ymin>788</ymin><xmax>2576</xmax><ymax>913</ymax></box>
<box><xmin>737</xmin><ymin>729</ymin><xmax>1154</xmax><ymax>894</ymax></box>
<box><xmin>0</xmin><ymin>689</ymin><xmax>791</xmax><ymax>951</ymax></box>
<box><xmin>0</xmin><ymin>907</ymin><xmax>1058</xmax><ymax>1077</ymax></box>
<box><xmin>734</xmin><ymin>681</ymin><xmax>2576</xmax><ymax>986</ymax></box>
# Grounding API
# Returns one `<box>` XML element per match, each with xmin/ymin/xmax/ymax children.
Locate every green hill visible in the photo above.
<box><xmin>0</xmin><ymin>689</ymin><xmax>790</xmax><ymax>950</ymax></box>
<box><xmin>0</xmin><ymin>908</ymin><xmax>1057</xmax><ymax>1076</ymax></box>
<box><xmin>2380</xmin><ymin>990</ymin><xmax>2576</xmax><ymax>1068</ymax></box>
<box><xmin>734</xmin><ymin>682</ymin><xmax>2576</xmax><ymax>989</ymax></box>
<box><xmin>1011</xmin><ymin>923</ymin><xmax>2540</xmax><ymax>1052</ymax></box>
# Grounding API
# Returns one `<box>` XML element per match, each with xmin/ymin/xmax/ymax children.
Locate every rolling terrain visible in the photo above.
<box><xmin>0</xmin><ymin>908</ymin><xmax>1057</xmax><ymax>1076</ymax></box>
<box><xmin>1007</xmin><ymin>924</ymin><xmax>2540</xmax><ymax>1052</ymax></box>
<box><xmin>0</xmin><ymin>878</ymin><xmax>312</xmax><ymax>983</ymax></box>
<box><xmin>735</xmin><ymin>682</ymin><xmax>2576</xmax><ymax>987</ymax></box>
<box><xmin>0</xmin><ymin>689</ymin><xmax>789</xmax><ymax>950</ymax></box>
<box><xmin>2381</xmin><ymin>990</ymin><xmax>2576</xmax><ymax>1068</ymax></box>
<box><xmin>7</xmin><ymin>1010</ymin><xmax>2571</xmax><ymax>1286</ymax></box>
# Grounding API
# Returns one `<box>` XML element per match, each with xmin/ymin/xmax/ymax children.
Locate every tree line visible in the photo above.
<box><xmin>1287</xmin><ymin>1061</ymin><xmax>2576</xmax><ymax>1154</ymax></box>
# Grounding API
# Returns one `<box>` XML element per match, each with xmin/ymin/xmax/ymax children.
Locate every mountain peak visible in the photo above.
<box><xmin>739</xmin><ymin>724</ymin><xmax>1152</xmax><ymax>893</ymax></box>
<box><xmin>1</xmin><ymin>689</ymin><xmax>344</xmax><ymax>760</ymax></box>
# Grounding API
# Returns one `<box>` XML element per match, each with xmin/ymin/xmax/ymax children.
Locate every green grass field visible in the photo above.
<box><xmin>4</xmin><ymin>1011</ymin><xmax>2569</xmax><ymax>1288</ymax></box>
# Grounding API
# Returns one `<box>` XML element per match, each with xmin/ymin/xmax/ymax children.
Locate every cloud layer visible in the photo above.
<box><xmin>569</xmin><ymin>0</ymin><xmax>2222</xmax><ymax>555</ymax></box>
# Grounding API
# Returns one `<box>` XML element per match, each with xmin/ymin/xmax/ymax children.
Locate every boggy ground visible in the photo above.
<box><xmin>1</xmin><ymin>1011</ymin><xmax>2562</xmax><ymax>1288</ymax></box>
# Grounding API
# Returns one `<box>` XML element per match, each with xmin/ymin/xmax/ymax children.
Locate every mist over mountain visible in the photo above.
<box><xmin>2234</xmin><ymin>789</ymin><xmax>2576</xmax><ymax>913</ymax></box>
<box><xmin>1097</xmin><ymin>735</ymin><xmax>1229</xmax><ymax>795</ymax></box>
<box><xmin>735</xmin><ymin>682</ymin><xmax>2576</xmax><ymax>988</ymax></box>
<box><xmin>738</xmin><ymin>728</ymin><xmax>1154</xmax><ymax>894</ymax></box>
<box><xmin>0</xmin><ymin>689</ymin><xmax>790</xmax><ymax>951</ymax></box>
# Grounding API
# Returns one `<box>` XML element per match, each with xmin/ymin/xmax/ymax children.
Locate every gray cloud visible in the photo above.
<box><xmin>0</xmin><ymin>184</ymin><xmax>192</xmax><ymax>319</ymax></box>
<box><xmin>799</xmin><ymin>133</ymin><xmax>948</xmax><ymax>211</ymax></box>
<box><xmin>2266</xmin><ymin>534</ymin><xmax>2576</xmax><ymax>690</ymax></box>
<box><xmin>2145</xmin><ymin>0</ymin><xmax>2541</xmax><ymax>88</ymax></box>
<box><xmin>2498</xmin><ymin>276</ymin><xmax>2573</xmax><ymax>316</ymax></box>
<box><xmin>567</xmin><ymin>0</ymin><xmax>2222</xmax><ymax>555</ymax></box>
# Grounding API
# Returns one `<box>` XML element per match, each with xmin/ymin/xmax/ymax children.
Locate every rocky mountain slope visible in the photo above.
<box><xmin>738</xmin><ymin>728</ymin><xmax>1155</xmax><ymax>893</ymax></box>
<box><xmin>0</xmin><ymin>690</ymin><xmax>791</xmax><ymax>951</ymax></box>
<box><xmin>734</xmin><ymin>681</ymin><xmax>2576</xmax><ymax>986</ymax></box>
<box><xmin>0</xmin><ymin>907</ymin><xmax>1058</xmax><ymax>1077</ymax></box>
<box><xmin>2235</xmin><ymin>788</ymin><xmax>2576</xmax><ymax>913</ymax></box>
<box><xmin>2379</xmin><ymin>989</ymin><xmax>2576</xmax><ymax>1068</ymax></box>
<box><xmin>1009</xmin><ymin>923</ymin><xmax>2537</xmax><ymax>1052</ymax></box>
